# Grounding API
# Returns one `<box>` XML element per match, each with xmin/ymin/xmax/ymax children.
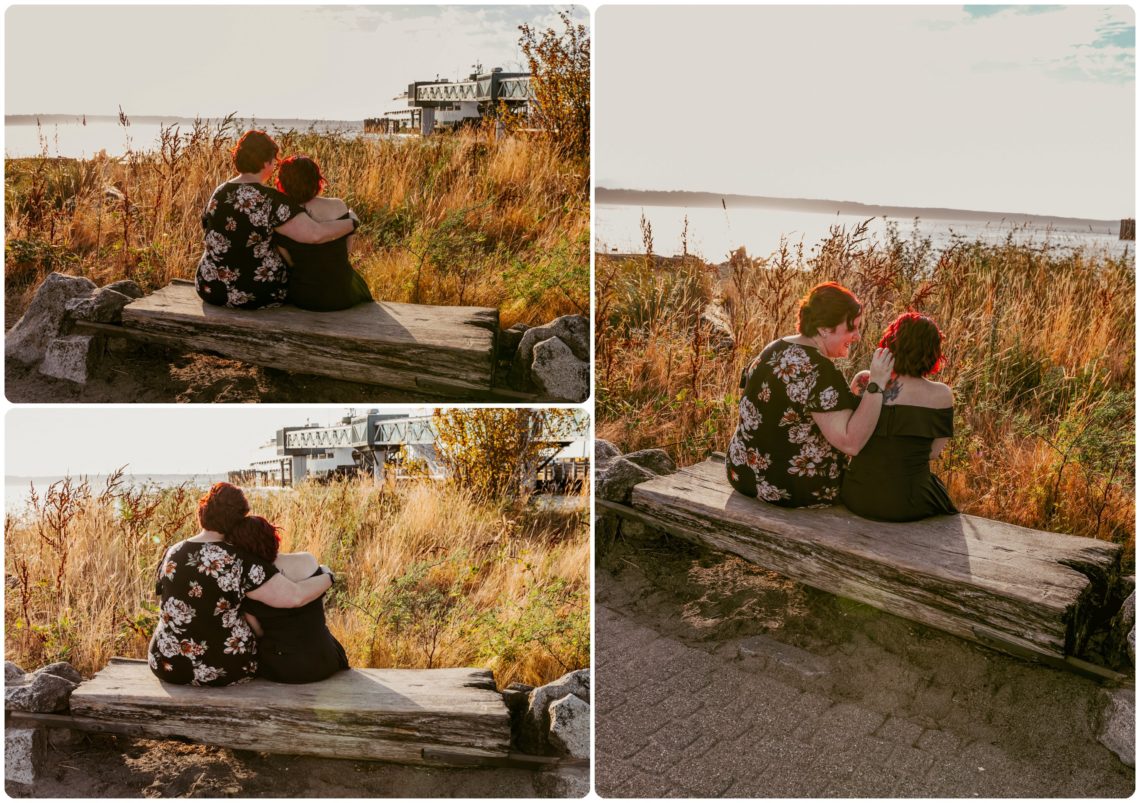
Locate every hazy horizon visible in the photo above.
<box><xmin>597</xmin><ymin>6</ymin><xmax>1135</xmax><ymax>221</ymax></box>
<box><xmin>6</xmin><ymin>6</ymin><xmax>584</xmax><ymax>121</ymax></box>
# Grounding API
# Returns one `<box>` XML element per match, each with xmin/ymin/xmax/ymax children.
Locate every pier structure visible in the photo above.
<box><xmin>370</xmin><ymin>67</ymin><xmax>533</xmax><ymax>135</ymax></box>
<box><xmin>231</xmin><ymin>410</ymin><xmax>582</xmax><ymax>488</ymax></box>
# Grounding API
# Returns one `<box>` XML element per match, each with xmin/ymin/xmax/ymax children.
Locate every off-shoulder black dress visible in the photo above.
<box><xmin>841</xmin><ymin>404</ymin><xmax>957</xmax><ymax>522</ymax></box>
<box><xmin>277</xmin><ymin>212</ymin><xmax>372</xmax><ymax>311</ymax></box>
<box><xmin>242</xmin><ymin>568</ymin><xmax>349</xmax><ymax>684</ymax></box>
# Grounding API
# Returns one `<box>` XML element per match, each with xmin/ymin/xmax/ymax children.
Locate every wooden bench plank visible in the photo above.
<box><xmin>627</xmin><ymin>457</ymin><xmax>1123</xmax><ymax>662</ymax></box>
<box><xmin>119</xmin><ymin>281</ymin><xmax>497</xmax><ymax>393</ymax></box>
<box><xmin>68</xmin><ymin>658</ymin><xmax>511</xmax><ymax>767</ymax></box>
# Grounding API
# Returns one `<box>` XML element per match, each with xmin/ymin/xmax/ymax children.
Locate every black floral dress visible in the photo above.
<box><xmin>726</xmin><ymin>339</ymin><xmax>858</xmax><ymax>507</ymax></box>
<box><xmin>147</xmin><ymin>539</ymin><xmax>279</xmax><ymax>687</ymax></box>
<box><xmin>195</xmin><ymin>181</ymin><xmax>304</xmax><ymax>309</ymax></box>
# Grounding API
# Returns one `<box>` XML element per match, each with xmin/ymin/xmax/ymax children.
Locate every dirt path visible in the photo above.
<box><xmin>8</xmin><ymin>735</ymin><xmax>585</xmax><ymax>798</ymax></box>
<box><xmin>595</xmin><ymin>527</ymin><xmax>1134</xmax><ymax>797</ymax></box>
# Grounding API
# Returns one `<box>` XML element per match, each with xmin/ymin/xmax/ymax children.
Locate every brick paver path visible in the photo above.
<box><xmin>596</xmin><ymin>568</ymin><xmax>1135</xmax><ymax>798</ymax></box>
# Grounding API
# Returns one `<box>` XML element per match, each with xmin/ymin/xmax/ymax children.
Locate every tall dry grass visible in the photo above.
<box><xmin>597</xmin><ymin>220</ymin><xmax>1135</xmax><ymax>553</ymax></box>
<box><xmin>5</xmin><ymin>118</ymin><xmax>588</xmax><ymax>327</ymax></box>
<box><xmin>5</xmin><ymin>474</ymin><xmax>589</xmax><ymax>687</ymax></box>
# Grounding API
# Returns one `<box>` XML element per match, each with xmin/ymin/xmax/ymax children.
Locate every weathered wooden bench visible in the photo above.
<box><xmin>598</xmin><ymin>455</ymin><xmax>1127</xmax><ymax>679</ymax></box>
<box><xmin>11</xmin><ymin>658</ymin><xmax>520</xmax><ymax>768</ymax></box>
<box><xmin>77</xmin><ymin>279</ymin><xmax>501</xmax><ymax>397</ymax></box>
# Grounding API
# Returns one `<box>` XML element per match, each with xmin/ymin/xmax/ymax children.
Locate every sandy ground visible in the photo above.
<box><xmin>7</xmin><ymin>734</ymin><xmax>587</xmax><ymax>798</ymax></box>
<box><xmin>595</xmin><ymin>522</ymin><xmax>1135</xmax><ymax>797</ymax></box>
<box><xmin>4</xmin><ymin>341</ymin><xmax>423</xmax><ymax>404</ymax></box>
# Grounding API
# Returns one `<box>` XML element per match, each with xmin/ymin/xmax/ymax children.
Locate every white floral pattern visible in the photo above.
<box><xmin>726</xmin><ymin>340</ymin><xmax>854</xmax><ymax>507</ymax></box>
<box><xmin>148</xmin><ymin>540</ymin><xmax>277</xmax><ymax>687</ymax></box>
<box><xmin>194</xmin><ymin>181</ymin><xmax>301</xmax><ymax>309</ymax></box>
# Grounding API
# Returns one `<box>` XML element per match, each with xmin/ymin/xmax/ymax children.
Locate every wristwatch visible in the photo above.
<box><xmin>866</xmin><ymin>382</ymin><xmax>883</xmax><ymax>394</ymax></box>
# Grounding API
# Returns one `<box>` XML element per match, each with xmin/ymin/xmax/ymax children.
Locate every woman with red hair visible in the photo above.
<box><xmin>274</xmin><ymin>155</ymin><xmax>373</xmax><ymax>311</ymax></box>
<box><xmin>195</xmin><ymin>131</ymin><xmax>358</xmax><ymax>310</ymax></box>
<box><xmin>147</xmin><ymin>483</ymin><xmax>334</xmax><ymax>686</ymax></box>
<box><xmin>228</xmin><ymin>515</ymin><xmax>349</xmax><ymax>684</ymax></box>
<box><xmin>841</xmin><ymin>312</ymin><xmax>957</xmax><ymax>521</ymax></box>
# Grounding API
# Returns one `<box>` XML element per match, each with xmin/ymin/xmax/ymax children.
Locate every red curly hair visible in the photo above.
<box><xmin>197</xmin><ymin>482</ymin><xmax>249</xmax><ymax>534</ymax></box>
<box><xmin>878</xmin><ymin>312</ymin><xmax>945</xmax><ymax>377</ymax></box>
<box><xmin>275</xmin><ymin>155</ymin><xmax>326</xmax><ymax>205</ymax></box>
<box><xmin>226</xmin><ymin>515</ymin><xmax>281</xmax><ymax>563</ymax></box>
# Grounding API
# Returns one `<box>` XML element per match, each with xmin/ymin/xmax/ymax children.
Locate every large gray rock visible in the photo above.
<box><xmin>517</xmin><ymin>315</ymin><xmax>588</xmax><ymax>363</ymax></box>
<box><xmin>1110</xmin><ymin>589</ymin><xmax>1135</xmax><ymax>667</ymax></box>
<box><xmin>5</xmin><ymin>726</ymin><xmax>44</xmax><ymax>786</ymax></box>
<box><xmin>6</xmin><ymin>661</ymin><xmax>27</xmax><ymax>684</ymax></box>
<box><xmin>623</xmin><ymin>448</ymin><xmax>677</xmax><ymax>476</ymax></box>
<box><xmin>39</xmin><ymin>335</ymin><xmax>100</xmax><ymax>384</ymax></box>
<box><xmin>548</xmin><ymin>694</ymin><xmax>590</xmax><ymax>759</ymax></box>
<box><xmin>104</xmin><ymin>279</ymin><xmax>144</xmax><ymax>299</ymax></box>
<box><xmin>5</xmin><ymin>272</ymin><xmax>98</xmax><ymax>365</ymax></box>
<box><xmin>1096</xmin><ymin>688</ymin><xmax>1134</xmax><ymax>767</ymax></box>
<box><xmin>65</xmin><ymin>286</ymin><xmax>134</xmax><ymax>324</ymax></box>
<box><xmin>509</xmin><ymin>315</ymin><xmax>589</xmax><ymax>388</ymax></box>
<box><xmin>701</xmin><ymin>301</ymin><xmax>735</xmax><ymax>352</ymax></box>
<box><xmin>534</xmin><ymin>766</ymin><xmax>589</xmax><ymax>798</ymax></box>
<box><xmin>597</xmin><ymin>456</ymin><xmax>656</xmax><ymax>504</ymax></box>
<box><xmin>531</xmin><ymin>337</ymin><xmax>589</xmax><ymax>402</ymax></box>
<box><xmin>5</xmin><ymin>665</ymin><xmax>80</xmax><ymax>713</ymax></box>
<box><xmin>40</xmin><ymin>662</ymin><xmax>83</xmax><ymax>685</ymax></box>
<box><xmin>519</xmin><ymin>669</ymin><xmax>590</xmax><ymax>755</ymax></box>
<box><xmin>594</xmin><ymin>439</ymin><xmax>622</xmax><ymax>463</ymax></box>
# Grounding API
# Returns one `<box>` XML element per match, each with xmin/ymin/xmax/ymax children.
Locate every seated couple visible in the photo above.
<box><xmin>726</xmin><ymin>282</ymin><xmax>956</xmax><ymax>522</ymax></box>
<box><xmin>147</xmin><ymin>483</ymin><xmax>348</xmax><ymax>687</ymax></box>
<box><xmin>195</xmin><ymin>129</ymin><xmax>372</xmax><ymax>312</ymax></box>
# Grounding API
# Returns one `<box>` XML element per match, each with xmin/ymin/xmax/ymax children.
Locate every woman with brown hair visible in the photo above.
<box><xmin>726</xmin><ymin>281</ymin><xmax>894</xmax><ymax>507</ymax></box>
<box><xmin>841</xmin><ymin>312</ymin><xmax>957</xmax><ymax>521</ymax></box>
<box><xmin>195</xmin><ymin>130</ymin><xmax>358</xmax><ymax>310</ymax></box>
<box><xmin>273</xmin><ymin>155</ymin><xmax>373</xmax><ymax>311</ymax></box>
<box><xmin>147</xmin><ymin>483</ymin><xmax>333</xmax><ymax>686</ymax></box>
<box><xmin>227</xmin><ymin>515</ymin><xmax>349</xmax><ymax>684</ymax></box>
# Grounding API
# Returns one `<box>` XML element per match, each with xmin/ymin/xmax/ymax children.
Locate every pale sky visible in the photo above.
<box><xmin>5</xmin><ymin>5</ymin><xmax>584</xmax><ymax>120</ymax></box>
<box><xmin>5</xmin><ymin>407</ymin><xmax>422</xmax><ymax>476</ymax></box>
<box><xmin>596</xmin><ymin>5</ymin><xmax>1135</xmax><ymax>220</ymax></box>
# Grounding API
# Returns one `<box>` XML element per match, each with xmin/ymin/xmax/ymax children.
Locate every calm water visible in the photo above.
<box><xmin>596</xmin><ymin>202</ymin><xmax>1133</xmax><ymax>261</ymax></box>
<box><xmin>4</xmin><ymin>117</ymin><xmax>369</xmax><ymax>159</ymax></box>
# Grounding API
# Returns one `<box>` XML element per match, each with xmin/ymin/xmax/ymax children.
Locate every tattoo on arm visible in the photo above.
<box><xmin>883</xmin><ymin>378</ymin><xmax>902</xmax><ymax>403</ymax></box>
<box><xmin>853</xmin><ymin>373</ymin><xmax>869</xmax><ymax>396</ymax></box>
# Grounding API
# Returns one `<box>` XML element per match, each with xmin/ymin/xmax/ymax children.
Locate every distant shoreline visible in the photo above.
<box><xmin>596</xmin><ymin>187</ymin><xmax>1121</xmax><ymax>230</ymax></box>
<box><xmin>6</xmin><ymin>114</ymin><xmax>363</xmax><ymax>127</ymax></box>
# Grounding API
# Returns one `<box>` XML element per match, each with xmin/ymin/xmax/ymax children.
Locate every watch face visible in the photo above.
<box><xmin>866</xmin><ymin>382</ymin><xmax>881</xmax><ymax>394</ymax></box>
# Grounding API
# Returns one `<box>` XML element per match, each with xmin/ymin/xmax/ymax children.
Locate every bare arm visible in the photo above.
<box><xmin>275</xmin><ymin>213</ymin><xmax>353</xmax><ymax>245</ymax></box>
<box><xmin>243</xmin><ymin>612</ymin><xmax>264</xmax><ymax>637</ymax></box>
<box><xmin>811</xmin><ymin>348</ymin><xmax>894</xmax><ymax>457</ymax></box>
<box><xmin>245</xmin><ymin>570</ymin><xmax>331</xmax><ymax>608</ymax></box>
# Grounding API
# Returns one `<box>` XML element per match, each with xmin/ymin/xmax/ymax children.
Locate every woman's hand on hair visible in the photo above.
<box><xmin>869</xmin><ymin>347</ymin><xmax>894</xmax><ymax>386</ymax></box>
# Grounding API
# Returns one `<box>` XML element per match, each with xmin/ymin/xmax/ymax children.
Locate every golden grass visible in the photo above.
<box><xmin>5</xmin><ymin>476</ymin><xmax>589</xmax><ymax>687</ymax></box>
<box><xmin>597</xmin><ymin>222</ymin><xmax>1135</xmax><ymax>554</ymax></box>
<box><xmin>5</xmin><ymin>119</ymin><xmax>588</xmax><ymax>328</ymax></box>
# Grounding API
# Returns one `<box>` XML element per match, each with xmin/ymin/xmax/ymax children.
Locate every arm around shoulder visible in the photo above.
<box><xmin>245</xmin><ymin>570</ymin><xmax>331</xmax><ymax>608</ymax></box>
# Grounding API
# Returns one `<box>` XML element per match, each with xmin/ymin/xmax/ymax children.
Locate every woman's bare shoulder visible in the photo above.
<box><xmin>925</xmin><ymin>379</ymin><xmax>954</xmax><ymax>405</ymax></box>
<box><xmin>274</xmin><ymin>552</ymin><xmax>319</xmax><ymax>581</ymax></box>
<box><xmin>313</xmin><ymin>196</ymin><xmax>349</xmax><ymax>217</ymax></box>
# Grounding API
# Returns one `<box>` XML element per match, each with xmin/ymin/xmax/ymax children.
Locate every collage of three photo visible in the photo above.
<box><xmin>3</xmin><ymin>3</ymin><xmax>1135</xmax><ymax>799</ymax></box>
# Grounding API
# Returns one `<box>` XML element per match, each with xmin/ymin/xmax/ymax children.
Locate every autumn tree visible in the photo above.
<box><xmin>432</xmin><ymin>409</ymin><xmax>586</xmax><ymax>501</ymax></box>
<box><xmin>518</xmin><ymin>10</ymin><xmax>590</xmax><ymax>162</ymax></box>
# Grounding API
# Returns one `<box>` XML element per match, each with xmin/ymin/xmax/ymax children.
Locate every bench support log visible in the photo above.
<box><xmin>604</xmin><ymin>456</ymin><xmax>1125</xmax><ymax>678</ymax></box>
<box><xmin>64</xmin><ymin>658</ymin><xmax>512</xmax><ymax>768</ymax></box>
<box><xmin>110</xmin><ymin>280</ymin><xmax>498</xmax><ymax>396</ymax></box>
